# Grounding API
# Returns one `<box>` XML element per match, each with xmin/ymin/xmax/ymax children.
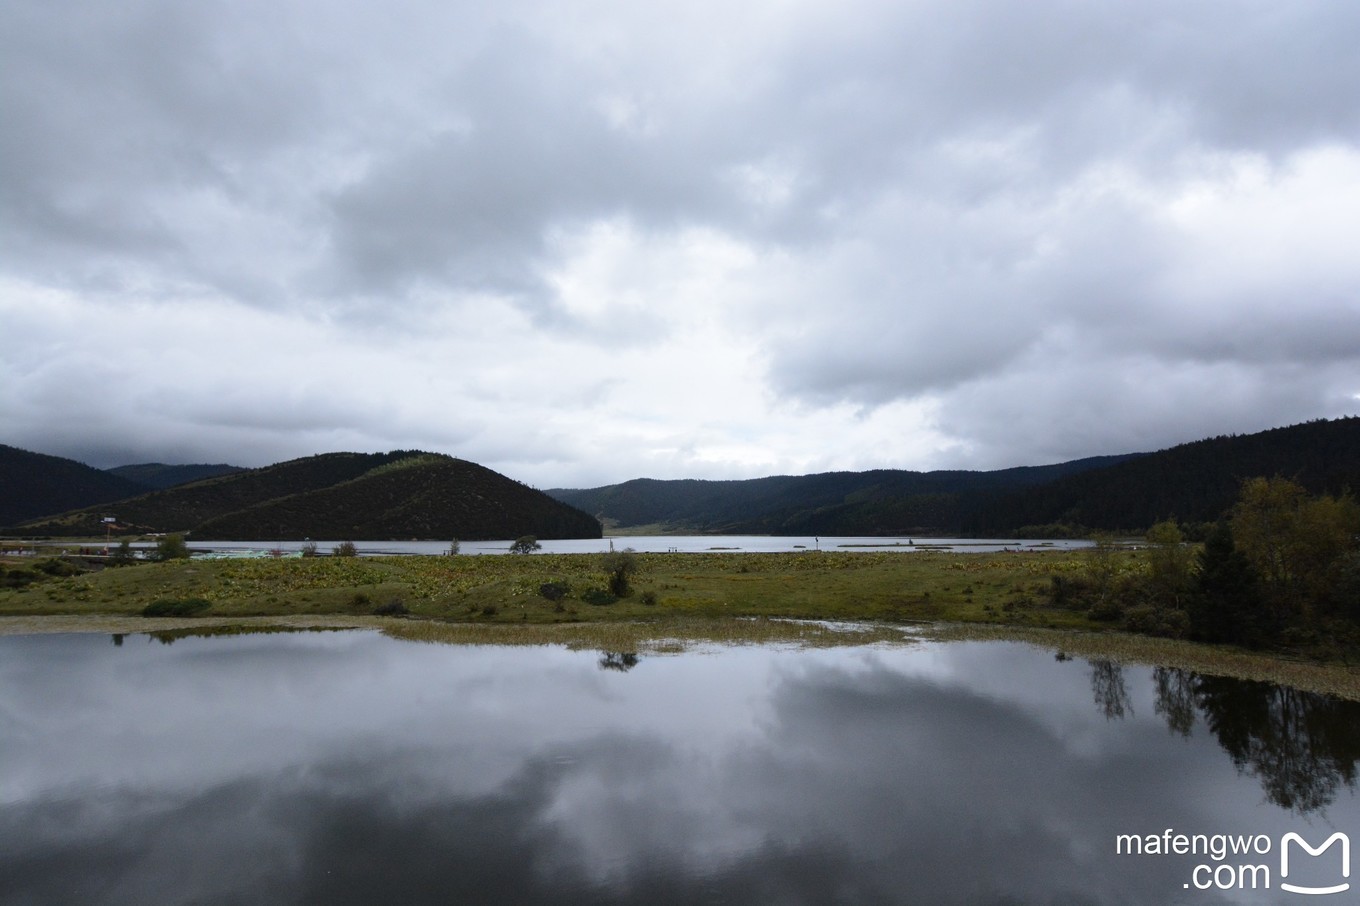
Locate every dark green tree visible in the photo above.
<box><xmin>1189</xmin><ymin>523</ymin><xmax>1263</xmax><ymax>645</ymax></box>
<box><xmin>509</xmin><ymin>535</ymin><xmax>541</xmax><ymax>555</ymax></box>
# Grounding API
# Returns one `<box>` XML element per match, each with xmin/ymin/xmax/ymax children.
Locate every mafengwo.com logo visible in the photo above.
<box><xmin>1116</xmin><ymin>829</ymin><xmax>1350</xmax><ymax>895</ymax></box>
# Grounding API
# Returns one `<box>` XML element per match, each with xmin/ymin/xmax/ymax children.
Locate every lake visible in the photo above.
<box><xmin>2</xmin><ymin>630</ymin><xmax>1356</xmax><ymax>904</ymax></box>
<box><xmin>180</xmin><ymin>535</ymin><xmax>1093</xmax><ymax>557</ymax></box>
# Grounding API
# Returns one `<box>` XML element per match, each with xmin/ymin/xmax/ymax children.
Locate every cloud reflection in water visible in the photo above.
<box><xmin>1</xmin><ymin>631</ymin><xmax>1356</xmax><ymax>904</ymax></box>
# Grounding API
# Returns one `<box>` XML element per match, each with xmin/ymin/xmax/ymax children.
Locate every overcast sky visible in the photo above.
<box><xmin>3</xmin><ymin>0</ymin><xmax>1358</xmax><ymax>488</ymax></box>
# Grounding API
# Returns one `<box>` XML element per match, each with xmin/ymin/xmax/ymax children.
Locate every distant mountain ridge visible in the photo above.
<box><xmin>6</xmin><ymin>450</ymin><xmax>601</xmax><ymax>541</ymax></box>
<box><xmin>107</xmin><ymin>462</ymin><xmax>245</xmax><ymax>490</ymax></box>
<box><xmin>550</xmin><ymin>418</ymin><xmax>1360</xmax><ymax>535</ymax></box>
<box><xmin>0</xmin><ymin>445</ymin><xmax>151</xmax><ymax>527</ymax></box>
<box><xmin>6</xmin><ymin>417</ymin><xmax>1356</xmax><ymax>540</ymax></box>
<box><xmin>548</xmin><ymin>455</ymin><xmax>1141</xmax><ymax>535</ymax></box>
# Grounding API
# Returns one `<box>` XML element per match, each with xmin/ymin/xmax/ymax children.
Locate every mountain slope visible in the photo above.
<box><xmin>0</xmin><ymin>445</ymin><xmax>151</xmax><ymax>526</ymax></box>
<box><xmin>549</xmin><ymin>455</ymin><xmax>1140</xmax><ymax>534</ymax></box>
<box><xmin>11</xmin><ymin>450</ymin><xmax>601</xmax><ymax>540</ymax></box>
<box><xmin>15</xmin><ymin>451</ymin><xmax>414</xmax><ymax>535</ymax></box>
<box><xmin>961</xmin><ymin>417</ymin><xmax>1360</xmax><ymax>533</ymax></box>
<box><xmin>107</xmin><ymin>462</ymin><xmax>245</xmax><ymax>489</ymax></box>
<box><xmin>193</xmin><ymin>454</ymin><xmax>600</xmax><ymax>540</ymax></box>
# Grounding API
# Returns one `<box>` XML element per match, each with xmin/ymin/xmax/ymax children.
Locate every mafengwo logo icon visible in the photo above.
<box><xmin>1279</xmin><ymin>832</ymin><xmax>1350</xmax><ymax>896</ymax></box>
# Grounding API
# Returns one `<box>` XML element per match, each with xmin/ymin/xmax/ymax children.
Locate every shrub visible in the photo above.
<box><xmin>1123</xmin><ymin>605</ymin><xmax>1190</xmax><ymax>638</ymax></box>
<box><xmin>581</xmin><ymin>588</ymin><xmax>617</xmax><ymax>606</ymax></box>
<box><xmin>447</xmin><ymin>539</ymin><xmax>460</xmax><ymax>555</ymax></box>
<box><xmin>300</xmin><ymin>541</ymin><xmax>318</xmax><ymax>557</ymax></box>
<box><xmin>332</xmin><ymin>541</ymin><xmax>358</xmax><ymax>557</ymax></box>
<box><xmin>640</xmin><ymin>590</ymin><xmax>658</xmax><ymax>606</ymax></box>
<box><xmin>1087</xmin><ymin>600</ymin><xmax>1123</xmax><ymax>622</ymax></box>
<box><xmin>2</xmin><ymin>568</ymin><xmax>38</xmax><ymax>589</ymax></box>
<box><xmin>601</xmin><ymin>548</ymin><xmax>638</xmax><ymax>597</ymax></box>
<box><xmin>109</xmin><ymin>539</ymin><xmax>136</xmax><ymax>566</ymax></box>
<box><xmin>1046</xmin><ymin>574</ymin><xmax>1094</xmax><ymax>610</ymax></box>
<box><xmin>141</xmin><ymin>597</ymin><xmax>212</xmax><ymax>617</ymax></box>
<box><xmin>154</xmin><ymin>535</ymin><xmax>191</xmax><ymax>561</ymax></box>
<box><xmin>373</xmin><ymin>597</ymin><xmax>409</xmax><ymax>616</ymax></box>
<box><xmin>35</xmin><ymin>557</ymin><xmax>83</xmax><ymax>576</ymax></box>
<box><xmin>539</xmin><ymin>581</ymin><xmax>569</xmax><ymax>601</ymax></box>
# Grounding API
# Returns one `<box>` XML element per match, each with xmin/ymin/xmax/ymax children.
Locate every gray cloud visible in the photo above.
<box><xmin>1</xmin><ymin>0</ymin><xmax>1357</xmax><ymax>482</ymax></box>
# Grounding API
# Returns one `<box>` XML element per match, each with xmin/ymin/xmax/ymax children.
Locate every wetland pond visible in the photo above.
<box><xmin>2</xmin><ymin>630</ymin><xmax>1357</xmax><ymax>905</ymax></box>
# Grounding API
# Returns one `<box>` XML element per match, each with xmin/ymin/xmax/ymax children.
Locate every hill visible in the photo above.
<box><xmin>9</xmin><ymin>451</ymin><xmax>601</xmax><ymax>541</ymax></box>
<box><xmin>192</xmin><ymin>454</ymin><xmax>602</xmax><ymax>541</ymax></box>
<box><xmin>0</xmin><ymin>445</ymin><xmax>151</xmax><ymax>526</ymax></box>
<box><xmin>960</xmin><ymin>417</ymin><xmax>1360</xmax><ymax>534</ymax></box>
<box><xmin>107</xmin><ymin>462</ymin><xmax>245</xmax><ymax>489</ymax></box>
<box><xmin>550</xmin><ymin>418</ymin><xmax>1360</xmax><ymax>536</ymax></box>
<box><xmin>548</xmin><ymin>455</ymin><xmax>1139</xmax><ymax>535</ymax></box>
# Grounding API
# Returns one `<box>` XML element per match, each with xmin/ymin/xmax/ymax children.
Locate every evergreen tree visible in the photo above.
<box><xmin>1190</xmin><ymin>523</ymin><xmax>1264</xmax><ymax>646</ymax></box>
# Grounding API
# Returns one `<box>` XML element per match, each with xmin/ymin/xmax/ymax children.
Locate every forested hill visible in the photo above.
<box><xmin>191</xmin><ymin>455</ymin><xmax>601</xmax><ymax>541</ymax></box>
<box><xmin>8</xmin><ymin>451</ymin><xmax>602</xmax><ymax>541</ymax></box>
<box><xmin>549</xmin><ymin>418</ymin><xmax>1360</xmax><ymax>536</ymax></box>
<box><xmin>961</xmin><ymin>417</ymin><xmax>1360</xmax><ymax>534</ymax></box>
<box><xmin>548</xmin><ymin>454</ymin><xmax>1140</xmax><ymax>535</ymax></box>
<box><xmin>0</xmin><ymin>445</ymin><xmax>151</xmax><ymax>527</ymax></box>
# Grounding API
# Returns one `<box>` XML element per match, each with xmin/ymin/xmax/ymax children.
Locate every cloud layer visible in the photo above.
<box><xmin>3</xmin><ymin>0</ymin><xmax>1357</xmax><ymax>485</ymax></box>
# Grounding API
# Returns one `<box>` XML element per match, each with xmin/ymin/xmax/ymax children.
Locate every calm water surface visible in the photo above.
<box><xmin>179</xmin><ymin>535</ymin><xmax>1092</xmax><ymax>557</ymax></box>
<box><xmin>2</xmin><ymin>632</ymin><xmax>1356</xmax><ymax>904</ymax></box>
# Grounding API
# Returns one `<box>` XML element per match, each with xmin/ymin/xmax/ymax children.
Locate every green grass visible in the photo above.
<box><xmin>3</xmin><ymin>548</ymin><xmax>1359</xmax><ymax>700</ymax></box>
<box><xmin>0</xmin><ymin>548</ymin><xmax>1192</xmax><ymax>627</ymax></box>
<box><xmin>141</xmin><ymin>597</ymin><xmax>212</xmax><ymax>617</ymax></box>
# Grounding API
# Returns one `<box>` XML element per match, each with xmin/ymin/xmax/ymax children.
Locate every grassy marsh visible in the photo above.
<box><xmin>0</xmin><ymin>549</ymin><xmax>1092</xmax><ymax>625</ymax></box>
<box><xmin>3</xmin><ymin>547</ymin><xmax>1358</xmax><ymax>699</ymax></box>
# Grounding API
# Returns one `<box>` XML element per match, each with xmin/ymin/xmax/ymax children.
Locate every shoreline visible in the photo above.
<box><xmin>5</xmin><ymin>612</ymin><xmax>1357</xmax><ymax>702</ymax></box>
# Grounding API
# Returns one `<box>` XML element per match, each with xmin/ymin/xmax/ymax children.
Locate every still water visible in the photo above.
<box><xmin>2</xmin><ymin>631</ymin><xmax>1356</xmax><ymax>905</ymax></box>
<box><xmin>183</xmin><ymin>535</ymin><xmax>1091</xmax><ymax>557</ymax></box>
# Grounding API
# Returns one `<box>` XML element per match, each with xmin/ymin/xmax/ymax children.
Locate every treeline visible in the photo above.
<box><xmin>1047</xmin><ymin>477</ymin><xmax>1360</xmax><ymax>652</ymax></box>
<box><xmin>963</xmin><ymin>418</ymin><xmax>1360</xmax><ymax>535</ymax></box>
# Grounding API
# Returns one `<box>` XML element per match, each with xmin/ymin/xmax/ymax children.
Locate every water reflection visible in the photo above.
<box><xmin>1084</xmin><ymin>660</ymin><xmax>1360</xmax><ymax>814</ymax></box>
<box><xmin>597</xmin><ymin>651</ymin><xmax>639</xmax><ymax>672</ymax></box>
<box><xmin>1089</xmin><ymin>659</ymin><xmax>1134</xmax><ymax>721</ymax></box>
<box><xmin>1149</xmin><ymin>668</ymin><xmax>1360</xmax><ymax>814</ymax></box>
<box><xmin>2</xmin><ymin>632</ymin><xmax>1357</xmax><ymax>905</ymax></box>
